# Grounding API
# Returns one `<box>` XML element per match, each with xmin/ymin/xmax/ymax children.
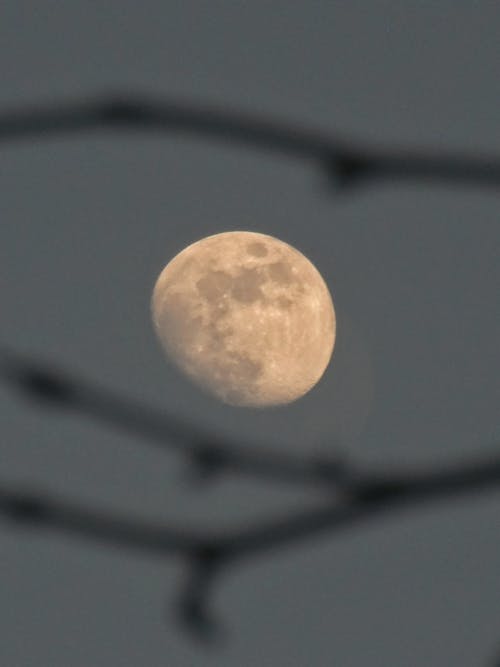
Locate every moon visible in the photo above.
<box><xmin>151</xmin><ymin>231</ymin><xmax>335</xmax><ymax>407</ymax></box>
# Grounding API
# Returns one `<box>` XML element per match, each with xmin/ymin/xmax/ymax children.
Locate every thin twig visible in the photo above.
<box><xmin>0</xmin><ymin>484</ymin><xmax>200</xmax><ymax>557</ymax></box>
<box><xmin>0</xmin><ymin>347</ymin><xmax>346</xmax><ymax>489</ymax></box>
<box><xmin>1</xmin><ymin>449</ymin><xmax>500</xmax><ymax>636</ymax></box>
<box><xmin>0</xmin><ymin>94</ymin><xmax>499</xmax><ymax>188</ymax></box>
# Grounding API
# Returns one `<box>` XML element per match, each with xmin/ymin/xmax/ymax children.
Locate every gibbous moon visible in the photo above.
<box><xmin>151</xmin><ymin>231</ymin><xmax>335</xmax><ymax>407</ymax></box>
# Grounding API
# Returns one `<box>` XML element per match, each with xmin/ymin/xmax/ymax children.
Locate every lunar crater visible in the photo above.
<box><xmin>230</xmin><ymin>267</ymin><xmax>267</xmax><ymax>303</ymax></box>
<box><xmin>246</xmin><ymin>241</ymin><xmax>268</xmax><ymax>257</ymax></box>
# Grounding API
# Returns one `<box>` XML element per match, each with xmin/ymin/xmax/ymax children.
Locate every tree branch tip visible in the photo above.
<box><xmin>174</xmin><ymin>584</ymin><xmax>224</xmax><ymax>645</ymax></box>
<box><xmin>173</xmin><ymin>547</ymin><xmax>227</xmax><ymax>643</ymax></box>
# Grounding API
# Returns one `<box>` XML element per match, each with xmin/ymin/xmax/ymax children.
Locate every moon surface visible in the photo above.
<box><xmin>151</xmin><ymin>231</ymin><xmax>336</xmax><ymax>406</ymax></box>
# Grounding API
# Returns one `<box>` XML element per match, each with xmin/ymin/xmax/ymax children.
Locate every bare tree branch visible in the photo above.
<box><xmin>0</xmin><ymin>483</ymin><xmax>201</xmax><ymax>557</ymax></box>
<box><xmin>1</xmin><ymin>94</ymin><xmax>499</xmax><ymax>655</ymax></box>
<box><xmin>176</xmin><ymin>548</ymin><xmax>226</xmax><ymax>641</ymax></box>
<box><xmin>218</xmin><ymin>455</ymin><xmax>500</xmax><ymax>560</ymax></box>
<box><xmin>1</xmin><ymin>445</ymin><xmax>500</xmax><ymax>637</ymax></box>
<box><xmin>2</xmin><ymin>345</ymin><xmax>500</xmax><ymax>639</ymax></box>
<box><xmin>0</xmin><ymin>93</ymin><xmax>499</xmax><ymax>189</ymax></box>
<box><xmin>0</xmin><ymin>347</ymin><xmax>346</xmax><ymax>489</ymax></box>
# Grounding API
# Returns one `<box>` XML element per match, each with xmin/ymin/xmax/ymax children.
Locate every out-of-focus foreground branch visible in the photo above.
<box><xmin>1</xmin><ymin>348</ymin><xmax>500</xmax><ymax>639</ymax></box>
<box><xmin>0</xmin><ymin>93</ymin><xmax>500</xmax><ymax>189</ymax></box>
<box><xmin>1</xmin><ymin>93</ymin><xmax>499</xmax><ymax>655</ymax></box>
<box><xmin>0</xmin><ymin>348</ymin><xmax>345</xmax><ymax>488</ymax></box>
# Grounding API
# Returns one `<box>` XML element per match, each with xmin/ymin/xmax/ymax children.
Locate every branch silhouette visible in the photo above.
<box><xmin>1</xmin><ymin>447</ymin><xmax>500</xmax><ymax>637</ymax></box>
<box><xmin>1</xmin><ymin>94</ymin><xmax>499</xmax><ymax>654</ymax></box>
<box><xmin>0</xmin><ymin>93</ymin><xmax>500</xmax><ymax>189</ymax></box>
<box><xmin>2</xmin><ymin>349</ymin><xmax>500</xmax><ymax>637</ymax></box>
<box><xmin>0</xmin><ymin>482</ymin><xmax>221</xmax><ymax>638</ymax></box>
<box><xmin>0</xmin><ymin>347</ymin><xmax>346</xmax><ymax>489</ymax></box>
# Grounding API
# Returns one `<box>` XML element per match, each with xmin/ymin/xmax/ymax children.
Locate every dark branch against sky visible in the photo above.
<box><xmin>1</xmin><ymin>94</ymin><xmax>500</xmax><ymax>189</ymax></box>
<box><xmin>1</xmin><ymin>91</ymin><xmax>499</xmax><ymax>651</ymax></box>
<box><xmin>1</xmin><ymin>346</ymin><xmax>500</xmax><ymax>638</ymax></box>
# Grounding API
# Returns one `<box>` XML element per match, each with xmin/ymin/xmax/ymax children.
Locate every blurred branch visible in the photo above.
<box><xmin>1</xmin><ymin>94</ymin><xmax>499</xmax><ymax>651</ymax></box>
<box><xmin>0</xmin><ymin>484</ymin><xmax>200</xmax><ymax>557</ymax></box>
<box><xmin>4</xmin><ymin>348</ymin><xmax>500</xmax><ymax>638</ymax></box>
<box><xmin>176</xmin><ymin>548</ymin><xmax>226</xmax><ymax>641</ymax></box>
<box><xmin>0</xmin><ymin>347</ymin><xmax>346</xmax><ymax>489</ymax></box>
<box><xmin>218</xmin><ymin>455</ymin><xmax>500</xmax><ymax>560</ymax></box>
<box><xmin>0</xmin><ymin>93</ymin><xmax>499</xmax><ymax>189</ymax></box>
<box><xmin>1</xmin><ymin>448</ymin><xmax>500</xmax><ymax>637</ymax></box>
<box><xmin>2</xmin><ymin>346</ymin><xmax>500</xmax><ymax>638</ymax></box>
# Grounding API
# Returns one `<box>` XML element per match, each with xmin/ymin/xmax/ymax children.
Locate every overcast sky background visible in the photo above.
<box><xmin>1</xmin><ymin>2</ymin><xmax>499</xmax><ymax>665</ymax></box>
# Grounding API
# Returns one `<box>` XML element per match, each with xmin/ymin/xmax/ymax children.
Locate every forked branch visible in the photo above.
<box><xmin>1</xmin><ymin>349</ymin><xmax>500</xmax><ymax>638</ymax></box>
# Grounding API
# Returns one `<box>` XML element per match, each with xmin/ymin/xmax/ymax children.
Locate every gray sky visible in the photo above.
<box><xmin>1</xmin><ymin>2</ymin><xmax>499</xmax><ymax>665</ymax></box>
